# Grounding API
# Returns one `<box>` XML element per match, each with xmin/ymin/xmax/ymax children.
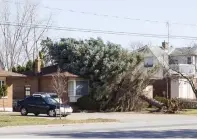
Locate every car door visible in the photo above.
<box><xmin>34</xmin><ymin>97</ymin><xmax>49</xmax><ymax>114</ymax></box>
<box><xmin>24</xmin><ymin>96</ymin><xmax>36</xmax><ymax>113</ymax></box>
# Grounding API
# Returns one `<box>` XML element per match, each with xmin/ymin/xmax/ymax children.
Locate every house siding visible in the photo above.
<box><xmin>139</xmin><ymin>47</ymin><xmax>164</xmax><ymax>79</ymax></box>
<box><xmin>40</xmin><ymin>77</ymin><xmax>54</xmax><ymax>92</ymax></box>
<box><xmin>12</xmin><ymin>77</ymin><xmax>38</xmax><ymax>100</ymax></box>
<box><xmin>170</xmin><ymin>56</ymin><xmax>195</xmax><ymax>64</ymax></box>
<box><xmin>0</xmin><ymin>78</ymin><xmax>13</xmax><ymax>111</ymax></box>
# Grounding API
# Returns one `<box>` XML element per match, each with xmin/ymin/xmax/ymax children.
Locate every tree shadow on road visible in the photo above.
<box><xmin>33</xmin><ymin>129</ymin><xmax>197</xmax><ymax>138</ymax></box>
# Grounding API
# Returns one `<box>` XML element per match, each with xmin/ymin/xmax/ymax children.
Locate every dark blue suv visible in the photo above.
<box><xmin>15</xmin><ymin>94</ymin><xmax>73</xmax><ymax>117</ymax></box>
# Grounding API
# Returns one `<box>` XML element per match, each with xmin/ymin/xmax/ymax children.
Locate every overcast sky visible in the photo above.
<box><xmin>5</xmin><ymin>0</ymin><xmax>197</xmax><ymax>48</ymax></box>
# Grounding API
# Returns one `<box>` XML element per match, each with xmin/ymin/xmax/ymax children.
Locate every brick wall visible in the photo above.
<box><xmin>12</xmin><ymin>77</ymin><xmax>38</xmax><ymax>99</ymax></box>
<box><xmin>40</xmin><ymin>77</ymin><xmax>55</xmax><ymax>92</ymax></box>
<box><xmin>0</xmin><ymin>78</ymin><xmax>13</xmax><ymax>111</ymax></box>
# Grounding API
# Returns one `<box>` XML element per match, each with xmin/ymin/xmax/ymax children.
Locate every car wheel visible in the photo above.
<box><xmin>21</xmin><ymin>108</ymin><xmax>28</xmax><ymax>116</ymax></box>
<box><xmin>34</xmin><ymin>113</ymin><xmax>39</xmax><ymax>116</ymax></box>
<box><xmin>48</xmin><ymin>109</ymin><xmax>56</xmax><ymax>117</ymax></box>
<box><xmin>62</xmin><ymin>114</ymin><xmax>68</xmax><ymax>117</ymax></box>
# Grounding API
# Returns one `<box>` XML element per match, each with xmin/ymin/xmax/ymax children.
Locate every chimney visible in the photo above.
<box><xmin>162</xmin><ymin>41</ymin><xmax>169</xmax><ymax>50</ymax></box>
<box><xmin>34</xmin><ymin>56</ymin><xmax>41</xmax><ymax>74</ymax></box>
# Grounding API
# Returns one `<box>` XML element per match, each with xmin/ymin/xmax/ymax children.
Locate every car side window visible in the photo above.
<box><xmin>25</xmin><ymin>97</ymin><xmax>35</xmax><ymax>104</ymax></box>
<box><xmin>34</xmin><ymin>97</ymin><xmax>45</xmax><ymax>105</ymax></box>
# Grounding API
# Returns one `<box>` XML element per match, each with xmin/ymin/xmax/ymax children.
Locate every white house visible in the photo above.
<box><xmin>136</xmin><ymin>41</ymin><xmax>171</xmax><ymax>98</ymax></box>
<box><xmin>137</xmin><ymin>41</ymin><xmax>197</xmax><ymax>99</ymax></box>
<box><xmin>169</xmin><ymin>46</ymin><xmax>197</xmax><ymax>99</ymax></box>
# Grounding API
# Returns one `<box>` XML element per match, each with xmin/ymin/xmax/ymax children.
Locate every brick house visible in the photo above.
<box><xmin>0</xmin><ymin>57</ymin><xmax>89</xmax><ymax>111</ymax></box>
<box><xmin>0</xmin><ymin>71</ymin><xmax>26</xmax><ymax>111</ymax></box>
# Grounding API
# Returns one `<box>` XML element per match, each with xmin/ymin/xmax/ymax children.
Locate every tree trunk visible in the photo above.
<box><xmin>3</xmin><ymin>91</ymin><xmax>5</xmax><ymax>112</ymax></box>
<box><xmin>140</xmin><ymin>95</ymin><xmax>164</xmax><ymax>109</ymax></box>
<box><xmin>59</xmin><ymin>97</ymin><xmax>61</xmax><ymax>119</ymax></box>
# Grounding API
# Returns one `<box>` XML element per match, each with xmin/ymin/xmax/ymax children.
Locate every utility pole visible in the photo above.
<box><xmin>166</xmin><ymin>21</ymin><xmax>170</xmax><ymax>99</ymax></box>
<box><xmin>166</xmin><ymin>21</ymin><xmax>170</xmax><ymax>46</ymax></box>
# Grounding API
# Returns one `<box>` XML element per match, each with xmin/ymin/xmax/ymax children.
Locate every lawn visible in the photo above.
<box><xmin>178</xmin><ymin>109</ymin><xmax>197</xmax><ymax>115</ymax></box>
<box><xmin>0</xmin><ymin>114</ymin><xmax>117</xmax><ymax>127</ymax></box>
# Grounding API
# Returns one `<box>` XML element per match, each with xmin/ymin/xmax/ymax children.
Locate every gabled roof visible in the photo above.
<box><xmin>169</xmin><ymin>46</ymin><xmax>197</xmax><ymax>56</ymax></box>
<box><xmin>0</xmin><ymin>70</ymin><xmax>26</xmax><ymax>77</ymax></box>
<box><xmin>137</xmin><ymin>45</ymin><xmax>170</xmax><ymax>69</ymax></box>
<box><xmin>22</xmin><ymin>65</ymin><xmax>78</xmax><ymax>78</ymax></box>
<box><xmin>41</xmin><ymin>65</ymin><xmax>78</xmax><ymax>77</ymax></box>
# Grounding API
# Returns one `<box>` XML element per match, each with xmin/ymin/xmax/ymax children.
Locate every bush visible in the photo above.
<box><xmin>154</xmin><ymin>96</ymin><xmax>197</xmax><ymax>112</ymax></box>
<box><xmin>177</xmin><ymin>99</ymin><xmax>197</xmax><ymax>109</ymax></box>
<box><xmin>154</xmin><ymin>96</ymin><xmax>168</xmax><ymax>106</ymax></box>
<box><xmin>77</xmin><ymin>95</ymin><xmax>100</xmax><ymax>111</ymax></box>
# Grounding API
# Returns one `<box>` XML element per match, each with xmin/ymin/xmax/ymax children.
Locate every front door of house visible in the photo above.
<box><xmin>24</xmin><ymin>85</ymin><xmax>31</xmax><ymax>98</ymax></box>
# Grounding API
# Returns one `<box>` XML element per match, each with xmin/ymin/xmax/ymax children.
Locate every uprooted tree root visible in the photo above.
<box><xmin>140</xmin><ymin>95</ymin><xmax>182</xmax><ymax>114</ymax></box>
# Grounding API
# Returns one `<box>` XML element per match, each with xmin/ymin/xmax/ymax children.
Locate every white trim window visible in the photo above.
<box><xmin>68</xmin><ymin>80</ymin><xmax>89</xmax><ymax>102</ymax></box>
<box><xmin>68</xmin><ymin>81</ymin><xmax>75</xmax><ymax>96</ymax></box>
<box><xmin>0</xmin><ymin>80</ymin><xmax>7</xmax><ymax>98</ymax></box>
<box><xmin>187</xmin><ymin>56</ymin><xmax>192</xmax><ymax>64</ymax></box>
<box><xmin>0</xmin><ymin>80</ymin><xmax>5</xmax><ymax>87</ymax></box>
<box><xmin>144</xmin><ymin>57</ymin><xmax>153</xmax><ymax>67</ymax></box>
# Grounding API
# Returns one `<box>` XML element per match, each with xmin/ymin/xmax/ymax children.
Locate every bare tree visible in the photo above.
<box><xmin>0</xmin><ymin>1</ymin><xmax>51</xmax><ymax>70</ymax></box>
<box><xmin>52</xmin><ymin>67</ymin><xmax>68</xmax><ymax>119</ymax></box>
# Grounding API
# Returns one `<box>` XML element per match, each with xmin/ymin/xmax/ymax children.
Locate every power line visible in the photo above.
<box><xmin>3</xmin><ymin>0</ymin><xmax>197</xmax><ymax>27</ymax></box>
<box><xmin>1</xmin><ymin>22</ymin><xmax>197</xmax><ymax>40</ymax></box>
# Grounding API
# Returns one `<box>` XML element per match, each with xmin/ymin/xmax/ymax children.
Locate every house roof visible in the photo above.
<box><xmin>0</xmin><ymin>70</ymin><xmax>26</xmax><ymax>77</ymax></box>
<box><xmin>137</xmin><ymin>45</ymin><xmax>170</xmax><ymax>69</ymax></box>
<box><xmin>22</xmin><ymin>65</ymin><xmax>78</xmax><ymax>78</ymax></box>
<box><xmin>41</xmin><ymin>65</ymin><xmax>78</xmax><ymax>77</ymax></box>
<box><xmin>149</xmin><ymin>45</ymin><xmax>169</xmax><ymax>69</ymax></box>
<box><xmin>169</xmin><ymin>46</ymin><xmax>197</xmax><ymax>56</ymax></box>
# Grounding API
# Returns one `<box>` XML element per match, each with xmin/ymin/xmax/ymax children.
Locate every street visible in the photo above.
<box><xmin>0</xmin><ymin>113</ymin><xmax>197</xmax><ymax>138</ymax></box>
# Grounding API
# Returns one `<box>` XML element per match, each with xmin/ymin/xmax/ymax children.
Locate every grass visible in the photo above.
<box><xmin>178</xmin><ymin>109</ymin><xmax>197</xmax><ymax>115</ymax></box>
<box><xmin>0</xmin><ymin>114</ymin><xmax>117</xmax><ymax>127</ymax></box>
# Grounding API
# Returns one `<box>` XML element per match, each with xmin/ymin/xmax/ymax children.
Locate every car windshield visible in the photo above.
<box><xmin>43</xmin><ymin>96</ymin><xmax>59</xmax><ymax>105</ymax></box>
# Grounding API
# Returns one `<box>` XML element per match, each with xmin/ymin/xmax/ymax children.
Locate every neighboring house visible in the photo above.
<box><xmin>0</xmin><ymin>71</ymin><xmax>26</xmax><ymax>111</ymax></box>
<box><xmin>137</xmin><ymin>41</ymin><xmax>171</xmax><ymax>98</ymax></box>
<box><xmin>169</xmin><ymin>46</ymin><xmax>197</xmax><ymax>99</ymax></box>
<box><xmin>0</xmin><ymin>57</ymin><xmax>89</xmax><ymax>111</ymax></box>
<box><xmin>138</xmin><ymin>41</ymin><xmax>197</xmax><ymax>100</ymax></box>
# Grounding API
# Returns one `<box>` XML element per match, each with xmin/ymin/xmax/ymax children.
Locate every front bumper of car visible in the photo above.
<box><xmin>55</xmin><ymin>107</ymin><xmax>73</xmax><ymax>115</ymax></box>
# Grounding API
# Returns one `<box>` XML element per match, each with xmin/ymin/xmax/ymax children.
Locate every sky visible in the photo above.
<box><xmin>4</xmin><ymin>0</ymin><xmax>197</xmax><ymax>49</ymax></box>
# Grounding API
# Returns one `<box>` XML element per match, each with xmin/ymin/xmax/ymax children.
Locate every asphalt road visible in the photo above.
<box><xmin>0</xmin><ymin>113</ymin><xmax>197</xmax><ymax>138</ymax></box>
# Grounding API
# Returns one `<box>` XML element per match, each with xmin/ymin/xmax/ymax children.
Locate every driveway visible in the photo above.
<box><xmin>0</xmin><ymin>113</ymin><xmax>197</xmax><ymax>138</ymax></box>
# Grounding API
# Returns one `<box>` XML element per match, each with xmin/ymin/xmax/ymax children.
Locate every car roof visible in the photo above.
<box><xmin>32</xmin><ymin>94</ymin><xmax>51</xmax><ymax>97</ymax></box>
<box><xmin>33</xmin><ymin>92</ymin><xmax>56</xmax><ymax>95</ymax></box>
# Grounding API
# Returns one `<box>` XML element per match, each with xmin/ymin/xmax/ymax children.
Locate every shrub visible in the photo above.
<box><xmin>154</xmin><ymin>96</ymin><xmax>168</xmax><ymax>106</ymax></box>
<box><xmin>177</xmin><ymin>99</ymin><xmax>197</xmax><ymax>109</ymax></box>
<box><xmin>77</xmin><ymin>95</ymin><xmax>100</xmax><ymax>111</ymax></box>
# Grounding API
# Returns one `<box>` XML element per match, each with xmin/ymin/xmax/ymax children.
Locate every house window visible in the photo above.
<box><xmin>144</xmin><ymin>57</ymin><xmax>153</xmax><ymax>67</ymax></box>
<box><xmin>0</xmin><ymin>80</ymin><xmax>5</xmax><ymax>87</ymax></box>
<box><xmin>76</xmin><ymin>81</ymin><xmax>89</xmax><ymax>96</ymax></box>
<box><xmin>68</xmin><ymin>81</ymin><xmax>75</xmax><ymax>96</ymax></box>
<box><xmin>24</xmin><ymin>86</ymin><xmax>31</xmax><ymax>98</ymax></box>
<box><xmin>187</xmin><ymin>57</ymin><xmax>192</xmax><ymax>64</ymax></box>
<box><xmin>169</xmin><ymin>58</ymin><xmax>178</xmax><ymax>64</ymax></box>
<box><xmin>68</xmin><ymin>80</ymin><xmax>89</xmax><ymax>96</ymax></box>
<box><xmin>0</xmin><ymin>80</ymin><xmax>7</xmax><ymax>98</ymax></box>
